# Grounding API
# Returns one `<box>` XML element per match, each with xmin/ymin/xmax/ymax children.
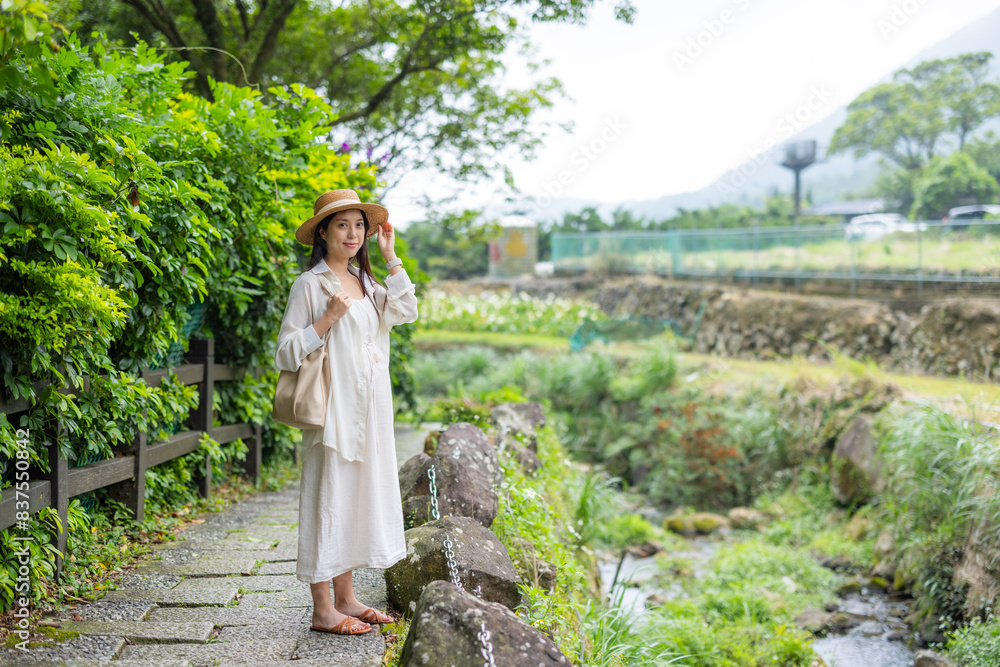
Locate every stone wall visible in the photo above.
<box><xmin>576</xmin><ymin>279</ymin><xmax>997</xmax><ymax>381</ymax></box>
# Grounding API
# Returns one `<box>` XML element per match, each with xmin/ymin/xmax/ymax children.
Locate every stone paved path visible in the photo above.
<box><xmin>3</xmin><ymin>423</ymin><xmax>441</xmax><ymax>667</ymax></box>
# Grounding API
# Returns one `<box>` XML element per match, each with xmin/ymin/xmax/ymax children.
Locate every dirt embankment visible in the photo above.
<box><xmin>466</xmin><ymin>276</ymin><xmax>999</xmax><ymax>381</ymax></box>
<box><xmin>595</xmin><ymin>279</ymin><xmax>1000</xmax><ymax>381</ymax></box>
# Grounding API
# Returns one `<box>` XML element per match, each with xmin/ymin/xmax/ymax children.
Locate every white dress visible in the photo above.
<box><xmin>295</xmin><ymin>293</ymin><xmax>406</xmax><ymax>584</ymax></box>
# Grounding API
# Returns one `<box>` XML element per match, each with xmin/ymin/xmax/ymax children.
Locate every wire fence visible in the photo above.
<box><xmin>551</xmin><ymin>220</ymin><xmax>1000</xmax><ymax>297</ymax></box>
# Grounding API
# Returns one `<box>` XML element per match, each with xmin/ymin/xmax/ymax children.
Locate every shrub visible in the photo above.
<box><xmin>946</xmin><ymin>612</ymin><xmax>1000</xmax><ymax>666</ymax></box>
<box><xmin>877</xmin><ymin>403</ymin><xmax>1000</xmax><ymax>630</ymax></box>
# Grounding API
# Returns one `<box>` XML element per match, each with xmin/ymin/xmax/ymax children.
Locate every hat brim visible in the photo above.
<box><xmin>295</xmin><ymin>201</ymin><xmax>389</xmax><ymax>245</ymax></box>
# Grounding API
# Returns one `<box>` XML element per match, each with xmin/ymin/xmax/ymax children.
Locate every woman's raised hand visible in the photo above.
<box><xmin>377</xmin><ymin>221</ymin><xmax>397</xmax><ymax>261</ymax></box>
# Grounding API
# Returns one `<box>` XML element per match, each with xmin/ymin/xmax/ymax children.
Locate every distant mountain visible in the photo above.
<box><xmin>508</xmin><ymin>7</ymin><xmax>1000</xmax><ymax>224</ymax></box>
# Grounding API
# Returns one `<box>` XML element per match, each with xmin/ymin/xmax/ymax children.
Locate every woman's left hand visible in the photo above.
<box><xmin>377</xmin><ymin>221</ymin><xmax>397</xmax><ymax>261</ymax></box>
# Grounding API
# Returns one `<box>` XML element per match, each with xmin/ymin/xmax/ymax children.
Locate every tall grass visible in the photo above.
<box><xmin>878</xmin><ymin>402</ymin><xmax>1000</xmax><ymax>628</ymax></box>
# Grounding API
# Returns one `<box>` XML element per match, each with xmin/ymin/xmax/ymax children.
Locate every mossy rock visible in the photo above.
<box><xmin>663</xmin><ymin>514</ymin><xmax>695</xmax><ymax>535</ymax></box>
<box><xmin>691</xmin><ymin>512</ymin><xmax>729</xmax><ymax>534</ymax></box>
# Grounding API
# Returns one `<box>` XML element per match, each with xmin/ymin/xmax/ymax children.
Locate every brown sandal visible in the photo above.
<box><xmin>357</xmin><ymin>607</ymin><xmax>394</xmax><ymax>624</ymax></box>
<box><xmin>310</xmin><ymin>616</ymin><xmax>372</xmax><ymax>635</ymax></box>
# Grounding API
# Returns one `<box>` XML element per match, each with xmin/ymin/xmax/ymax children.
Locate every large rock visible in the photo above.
<box><xmin>953</xmin><ymin>517</ymin><xmax>1000</xmax><ymax>615</ymax></box>
<box><xmin>503</xmin><ymin>441</ymin><xmax>542</xmax><ymax>475</ymax></box>
<box><xmin>432</xmin><ymin>422</ymin><xmax>501</xmax><ymax>484</ymax></box>
<box><xmin>385</xmin><ymin>516</ymin><xmax>523</xmax><ymax>615</ymax></box>
<box><xmin>830</xmin><ymin>415</ymin><xmax>885</xmax><ymax>505</ymax></box>
<box><xmin>399</xmin><ymin>581</ymin><xmax>569</xmax><ymax>667</ymax></box>
<box><xmin>913</xmin><ymin>649</ymin><xmax>956</xmax><ymax>667</ymax></box>
<box><xmin>398</xmin><ymin>453</ymin><xmax>498</xmax><ymax>529</ymax></box>
<box><xmin>491</xmin><ymin>402</ymin><xmax>547</xmax><ymax>452</ymax></box>
<box><xmin>728</xmin><ymin>507</ymin><xmax>769</xmax><ymax>530</ymax></box>
<box><xmin>794</xmin><ymin>607</ymin><xmax>832</xmax><ymax>634</ymax></box>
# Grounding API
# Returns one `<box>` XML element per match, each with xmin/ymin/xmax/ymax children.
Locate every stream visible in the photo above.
<box><xmin>599</xmin><ymin>536</ymin><xmax>917</xmax><ymax>667</ymax></box>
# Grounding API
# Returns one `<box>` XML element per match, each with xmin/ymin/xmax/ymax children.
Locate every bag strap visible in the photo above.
<box><xmin>317</xmin><ymin>270</ymin><xmax>339</xmax><ymax>297</ymax></box>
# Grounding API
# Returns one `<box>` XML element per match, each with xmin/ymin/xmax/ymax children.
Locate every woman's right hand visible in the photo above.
<box><xmin>323</xmin><ymin>292</ymin><xmax>352</xmax><ymax>324</ymax></box>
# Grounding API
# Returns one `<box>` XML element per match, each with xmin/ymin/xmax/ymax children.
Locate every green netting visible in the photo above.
<box><xmin>149</xmin><ymin>301</ymin><xmax>209</xmax><ymax>370</ymax></box>
<box><xmin>570</xmin><ymin>302</ymin><xmax>707</xmax><ymax>351</ymax></box>
<box><xmin>64</xmin><ymin>303</ymin><xmax>209</xmax><ymax>514</ymax></box>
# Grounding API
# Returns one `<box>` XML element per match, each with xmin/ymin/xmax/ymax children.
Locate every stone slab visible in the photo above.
<box><xmin>0</xmin><ymin>636</ymin><xmax>126</xmax><ymax>664</ymax></box>
<box><xmin>294</xmin><ymin>624</ymin><xmax>385</xmax><ymax>662</ymax></box>
<box><xmin>0</xmin><ymin>661</ymin><xmax>191</xmax><ymax>667</ymax></box>
<box><xmin>239</xmin><ymin>590</ymin><xmax>313</xmax><ymax>608</ymax></box>
<box><xmin>136</xmin><ymin>553</ymin><xmax>261</xmax><ymax>576</ymax></box>
<box><xmin>153</xmin><ymin>540</ymin><xmax>277</xmax><ymax>552</ymax></box>
<box><xmin>120</xmin><ymin>637</ymin><xmax>298</xmax><ymax>665</ymax></box>
<box><xmin>59</xmin><ymin>620</ymin><xmax>215</xmax><ymax>644</ymax></box>
<box><xmin>258</xmin><ymin>546</ymin><xmax>298</xmax><ymax>562</ymax></box>
<box><xmin>223</xmin><ymin>574</ymin><xmax>304</xmax><ymax>592</ymax></box>
<box><xmin>250</xmin><ymin>517</ymin><xmax>297</xmax><ymax>527</ymax></box>
<box><xmin>100</xmin><ymin>580</ymin><xmax>239</xmax><ymax>606</ymax></box>
<box><xmin>216</xmin><ymin>662</ymin><xmax>378</xmax><ymax>667</ymax></box>
<box><xmin>216</xmin><ymin>623</ymin><xmax>309</xmax><ymax>642</ymax></box>
<box><xmin>147</xmin><ymin>606</ymin><xmax>309</xmax><ymax>626</ymax></box>
<box><xmin>257</xmin><ymin>561</ymin><xmax>297</xmax><ymax>575</ymax></box>
<box><xmin>224</xmin><ymin>529</ymin><xmax>297</xmax><ymax>541</ymax></box>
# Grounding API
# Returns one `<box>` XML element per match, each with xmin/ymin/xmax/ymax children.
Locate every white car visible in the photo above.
<box><xmin>945</xmin><ymin>205</ymin><xmax>1000</xmax><ymax>231</ymax></box>
<box><xmin>844</xmin><ymin>213</ymin><xmax>909</xmax><ymax>241</ymax></box>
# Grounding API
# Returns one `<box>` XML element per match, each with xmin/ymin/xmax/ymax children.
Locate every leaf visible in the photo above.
<box><xmin>23</xmin><ymin>15</ymin><xmax>38</xmax><ymax>41</ymax></box>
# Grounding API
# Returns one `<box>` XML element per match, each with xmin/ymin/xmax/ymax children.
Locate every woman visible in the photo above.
<box><xmin>274</xmin><ymin>189</ymin><xmax>418</xmax><ymax>636</ymax></box>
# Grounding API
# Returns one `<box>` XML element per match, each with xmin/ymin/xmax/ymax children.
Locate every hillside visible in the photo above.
<box><xmin>517</xmin><ymin>7</ymin><xmax>1000</xmax><ymax>223</ymax></box>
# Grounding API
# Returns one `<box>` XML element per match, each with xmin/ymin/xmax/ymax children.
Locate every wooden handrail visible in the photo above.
<box><xmin>1</xmin><ymin>339</ymin><xmax>266</xmax><ymax>580</ymax></box>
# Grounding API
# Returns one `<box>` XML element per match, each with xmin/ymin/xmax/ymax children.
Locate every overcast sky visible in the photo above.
<box><xmin>384</xmin><ymin>0</ymin><xmax>1000</xmax><ymax>225</ymax></box>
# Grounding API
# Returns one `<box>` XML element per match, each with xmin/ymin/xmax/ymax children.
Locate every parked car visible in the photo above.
<box><xmin>844</xmin><ymin>213</ymin><xmax>909</xmax><ymax>241</ymax></box>
<box><xmin>944</xmin><ymin>204</ymin><xmax>1000</xmax><ymax>231</ymax></box>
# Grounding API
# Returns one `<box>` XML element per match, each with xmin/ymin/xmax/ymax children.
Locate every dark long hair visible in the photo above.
<box><xmin>305</xmin><ymin>209</ymin><xmax>385</xmax><ymax>323</ymax></box>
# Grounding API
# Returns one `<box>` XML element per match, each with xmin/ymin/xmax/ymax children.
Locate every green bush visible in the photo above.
<box><xmin>0</xmin><ymin>2</ymin><xmax>423</xmax><ymax>613</ymax></box>
<box><xmin>946</xmin><ymin>612</ymin><xmax>1000</xmax><ymax>666</ymax></box>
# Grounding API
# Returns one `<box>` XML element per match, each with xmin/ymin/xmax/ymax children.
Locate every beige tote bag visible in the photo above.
<box><xmin>271</xmin><ymin>272</ymin><xmax>338</xmax><ymax>430</ymax></box>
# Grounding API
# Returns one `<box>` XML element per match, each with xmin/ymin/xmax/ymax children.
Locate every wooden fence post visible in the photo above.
<box><xmin>243</xmin><ymin>425</ymin><xmax>262</xmax><ymax>484</ymax></box>
<box><xmin>45</xmin><ymin>421</ymin><xmax>69</xmax><ymax>581</ymax></box>
<box><xmin>184</xmin><ymin>339</ymin><xmax>215</xmax><ymax>501</ymax></box>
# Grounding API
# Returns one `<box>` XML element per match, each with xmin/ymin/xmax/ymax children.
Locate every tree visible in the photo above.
<box><xmin>910</xmin><ymin>151</ymin><xmax>999</xmax><ymax>220</ymax></box>
<box><xmin>51</xmin><ymin>0</ymin><xmax>635</xmax><ymax>191</ymax></box>
<box><xmin>404</xmin><ymin>208</ymin><xmax>501</xmax><ymax>280</ymax></box>
<box><xmin>830</xmin><ymin>52</ymin><xmax>1000</xmax><ymax>170</ymax></box>
<box><xmin>965</xmin><ymin>132</ymin><xmax>1000</xmax><ymax>186</ymax></box>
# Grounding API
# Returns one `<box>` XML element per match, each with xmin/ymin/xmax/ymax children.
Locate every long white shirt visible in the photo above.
<box><xmin>273</xmin><ymin>259</ymin><xmax>418</xmax><ymax>462</ymax></box>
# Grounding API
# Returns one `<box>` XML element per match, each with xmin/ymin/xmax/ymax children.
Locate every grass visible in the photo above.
<box><xmin>415</xmin><ymin>328</ymin><xmax>1000</xmax><ymax>414</ymax></box>
<box><xmin>413</xmin><ymin>329</ymin><xmax>570</xmax><ymax>350</ymax></box>
<box><xmin>574</xmin><ymin>228</ymin><xmax>1000</xmax><ymax>276</ymax></box>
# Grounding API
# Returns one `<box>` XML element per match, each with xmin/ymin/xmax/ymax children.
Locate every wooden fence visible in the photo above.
<box><xmin>0</xmin><ymin>339</ymin><xmax>263</xmax><ymax>578</ymax></box>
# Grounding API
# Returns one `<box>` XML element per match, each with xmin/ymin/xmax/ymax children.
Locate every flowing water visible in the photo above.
<box><xmin>810</xmin><ymin>589</ymin><xmax>915</xmax><ymax>667</ymax></box>
<box><xmin>599</xmin><ymin>536</ymin><xmax>916</xmax><ymax>667</ymax></box>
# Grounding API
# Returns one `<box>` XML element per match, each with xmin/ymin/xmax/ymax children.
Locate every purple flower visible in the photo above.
<box><xmin>365</xmin><ymin>145</ymin><xmax>374</xmax><ymax>160</ymax></box>
<box><xmin>379</xmin><ymin>152</ymin><xmax>390</xmax><ymax>163</ymax></box>
<box><xmin>339</xmin><ymin>142</ymin><xmax>351</xmax><ymax>154</ymax></box>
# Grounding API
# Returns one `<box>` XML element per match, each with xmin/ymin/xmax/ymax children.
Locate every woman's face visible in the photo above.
<box><xmin>321</xmin><ymin>209</ymin><xmax>366</xmax><ymax>261</ymax></box>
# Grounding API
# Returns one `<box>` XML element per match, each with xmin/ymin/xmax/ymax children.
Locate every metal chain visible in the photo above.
<box><xmin>497</xmin><ymin>424</ymin><xmax>510</xmax><ymax>456</ymax></box>
<box><xmin>477</xmin><ymin>621</ymin><xmax>496</xmax><ymax>666</ymax></box>
<box><xmin>427</xmin><ymin>465</ymin><xmax>441</xmax><ymax>521</ymax></box>
<box><xmin>473</xmin><ymin>584</ymin><xmax>483</xmax><ymax>599</ymax></box>
<box><xmin>442</xmin><ymin>532</ymin><xmax>463</xmax><ymax>590</ymax></box>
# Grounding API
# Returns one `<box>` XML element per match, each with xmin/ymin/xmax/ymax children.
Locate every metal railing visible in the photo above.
<box><xmin>552</xmin><ymin>220</ymin><xmax>1000</xmax><ymax>296</ymax></box>
<box><xmin>0</xmin><ymin>339</ymin><xmax>263</xmax><ymax>578</ymax></box>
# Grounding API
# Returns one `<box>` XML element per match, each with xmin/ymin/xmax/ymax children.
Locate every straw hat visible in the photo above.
<box><xmin>295</xmin><ymin>189</ymin><xmax>389</xmax><ymax>245</ymax></box>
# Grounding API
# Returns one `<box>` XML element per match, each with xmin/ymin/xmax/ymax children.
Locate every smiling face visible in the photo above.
<box><xmin>320</xmin><ymin>209</ymin><xmax>367</xmax><ymax>261</ymax></box>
